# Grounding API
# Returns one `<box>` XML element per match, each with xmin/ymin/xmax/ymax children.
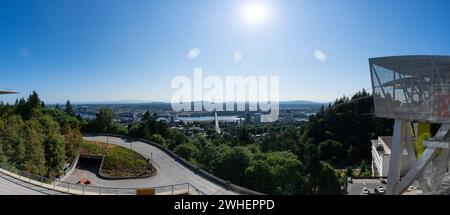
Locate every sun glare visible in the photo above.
<box><xmin>241</xmin><ymin>1</ymin><xmax>271</xmax><ymax>26</ymax></box>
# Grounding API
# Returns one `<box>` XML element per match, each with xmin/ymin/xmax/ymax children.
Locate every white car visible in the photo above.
<box><xmin>363</xmin><ymin>187</ymin><xmax>369</xmax><ymax>195</ymax></box>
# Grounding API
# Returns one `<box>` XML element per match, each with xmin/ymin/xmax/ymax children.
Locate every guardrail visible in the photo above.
<box><xmin>84</xmin><ymin>133</ymin><xmax>264</xmax><ymax>195</ymax></box>
<box><xmin>0</xmin><ymin>163</ymin><xmax>205</xmax><ymax>195</ymax></box>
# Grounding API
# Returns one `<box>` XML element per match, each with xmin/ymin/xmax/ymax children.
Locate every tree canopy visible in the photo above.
<box><xmin>0</xmin><ymin>92</ymin><xmax>83</xmax><ymax>178</ymax></box>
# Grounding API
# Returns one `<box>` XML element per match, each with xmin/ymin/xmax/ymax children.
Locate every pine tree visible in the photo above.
<box><xmin>27</xmin><ymin>91</ymin><xmax>41</xmax><ymax>109</ymax></box>
<box><xmin>65</xmin><ymin>100</ymin><xmax>74</xmax><ymax>116</ymax></box>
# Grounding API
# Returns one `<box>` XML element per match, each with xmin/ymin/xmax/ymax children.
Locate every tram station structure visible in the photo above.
<box><xmin>369</xmin><ymin>55</ymin><xmax>450</xmax><ymax>195</ymax></box>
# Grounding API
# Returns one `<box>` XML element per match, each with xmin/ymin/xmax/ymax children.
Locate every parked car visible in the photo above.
<box><xmin>363</xmin><ymin>187</ymin><xmax>369</xmax><ymax>195</ymax></box>
<box><xmin>378</xmin><ymin>187</ymin><xmax>385</xmax><ymax>193</ymax></box>
<box><xmin>380</xmin><ymin>179</ymin><xmax>387</xmax><ymax>184</ymax></box>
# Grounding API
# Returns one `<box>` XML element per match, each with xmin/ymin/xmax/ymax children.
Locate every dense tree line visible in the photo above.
<box><xmin>0</xmin><ymin>92</ymin><xmax>83</xmax><ymax>178</ymax></box>
<box><xmin>300</xmin><ymin>89</ymin><xmax>393</xmax><ymax>167</ymax></box>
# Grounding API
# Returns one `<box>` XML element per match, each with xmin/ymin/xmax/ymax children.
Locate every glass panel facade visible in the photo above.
<box><xmin>370</xmin><ymin>56</ymin><xmax>450</xmax><ymax>123</ymax></box>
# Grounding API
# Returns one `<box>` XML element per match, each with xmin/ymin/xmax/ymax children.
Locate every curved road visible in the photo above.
<box><xmin>63</xmin><ymin>135</ymin><xmax>237</xmax><ymax>195</ymax></box>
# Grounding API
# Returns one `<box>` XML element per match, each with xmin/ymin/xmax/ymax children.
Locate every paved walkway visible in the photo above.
<box><xmin>0</xmin><ymin>172</ymin><xmax>67</xmax><ymax>195</ymax></box>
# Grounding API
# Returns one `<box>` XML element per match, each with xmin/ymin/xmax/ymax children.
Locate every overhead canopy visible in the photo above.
<box><xmin>369</xmin><ymin>55</ymin><xmax>450</xmax><ymax>123</ymax></box>
<box><xmin>0</xmin><ymin>91</ymin><xmax>18</xmax><ymax>94</ymax></box>
<box><xmin>0</xmin><ymin>84</ymin><xmax>18</xmax><ymax>94</ymax></box>
<box><xmin>370</xmin><ymin>55</ymin><xmax>450</xmax><ymax>77</ymax></box>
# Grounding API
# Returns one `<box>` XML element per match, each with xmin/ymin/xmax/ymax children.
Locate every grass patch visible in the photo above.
<box><xmin>80</xmin><ymin>141</ymin><xmax>155</xmax><ymax>178</ymax></box>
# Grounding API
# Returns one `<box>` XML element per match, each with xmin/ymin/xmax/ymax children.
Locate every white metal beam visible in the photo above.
<box><xmin>386</xmin><ymin>119</ymin><xmax>406</xmax><ymax>195</ymax></box>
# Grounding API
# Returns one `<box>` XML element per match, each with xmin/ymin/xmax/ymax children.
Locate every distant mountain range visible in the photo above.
<box><xmin>279</xmin><ymin>100</ymin><xmax>325</xmax><ymax>105</ymax></box>
<box><xmin>69</xmin><ymin>100</ymin><xmax>327</xmax><ymax>105</ymax></box>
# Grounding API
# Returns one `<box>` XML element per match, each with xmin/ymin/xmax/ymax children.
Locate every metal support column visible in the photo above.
<box><xmin>386</xmin><ymin>119</ymin><xmax>406</xmax><ymax>195</ymax></box>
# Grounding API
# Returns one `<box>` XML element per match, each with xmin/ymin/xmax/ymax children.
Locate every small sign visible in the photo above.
<box><xmin>136</xmin><ymin>188</ymin><xmax>156</xmax><ymax>195</ymax></box>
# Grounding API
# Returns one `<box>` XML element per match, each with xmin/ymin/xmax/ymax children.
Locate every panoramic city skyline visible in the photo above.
<box><xmin>2</xmin><ymin>0</ymin><xmax>450</xmax><ymax>104</ymax></box>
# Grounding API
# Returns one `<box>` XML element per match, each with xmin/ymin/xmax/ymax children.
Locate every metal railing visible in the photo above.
<box><xmin>0</xmin><ymin>163</ymin><xmax>205</xmax><ymax>195</ymax></box>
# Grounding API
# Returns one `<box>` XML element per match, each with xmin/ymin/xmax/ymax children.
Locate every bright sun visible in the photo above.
<box><xmin>241</xmin><ymin>1</ymin><xmax>271</xmax><ymax>26</ymax></box>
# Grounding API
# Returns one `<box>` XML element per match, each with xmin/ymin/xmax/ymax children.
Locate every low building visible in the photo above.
<box><xmin>119</xmin><ymin>112</ymin><xmax>137</xmax><ymax>123</ymax></box>
<box><xmin>156</xmin><ymin>117</ymin><xmax>169</xmax><ymax>123</ymax></box>
<box><xmin>371</xmin><ymin>136</ymin><xmax>413</xmax><ymax>177</ymax></box>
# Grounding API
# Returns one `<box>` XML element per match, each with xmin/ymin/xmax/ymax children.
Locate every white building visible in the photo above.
<box><xmin>371</xmin><ymin>136</ymin><xmax>413</xmax><ymax>177</ymax></box>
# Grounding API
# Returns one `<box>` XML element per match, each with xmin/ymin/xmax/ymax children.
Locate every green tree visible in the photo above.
<box><xmin>197</xmin><ymin>142</ymin><xmax>217</xmax><ymax>171</ymax></box>
<box><xmin>0</xmin><ymin>91</ymin><xmax>81</xmax><ymax>177</ymax></box>
<box><xmin>359</xmin><ymin>160</ymin><xmax>371</xmax><ymax>177</ymax></box>
<box><xmin>0</xmin><ymin>116</ymin><xmax>26</xmax><ymax>165</ymax></box>
<box><xmin>150</xmin><ymin>134</ymin><xmax>167</xmax><ymax>148</ymax></box>
<box><xmin>62</xmin><ymin>125</ymin><xmax>83</xmax><ymax>162</ymax></box>
<box><xmin>97</xmin><ymin>108</ymin><xmax>116</xmax><ymax>133</ymax></box>
<box><xmin>27</xmin><ymin>91</ymin><xmax>42</xmax><ymax>109</ymax></box>
<box><xmin>318</xmin><ymin>162</ymin><xmax>341</xmax><ymax>195</ymax></box>
<box><xmin>346</xmin><ymin>167</ymin><xmax>354</xmax><ymax>177</ymax></box>
<box><xmin>173</xmin><ymin>143</ymin><xmax>199</xmax><ymax>161</ymax></box>
<box><xmin>245</xmin><ymin>159</ymin><xmax>276</xmax><ymax>194</ymax></box>
<box><xmin>65</xmin><ymin>100</ymin><xmax>75</xmax><ymax>116</ymax></box>
<box><xmin>0</xmin><ymin>143</ymin><xmax>6</xmax><ymax>165</ymax></box>
<box><xmin>237</xmin><ymin>126</ymin><xmax>252</xmax><ymax>145</ymax></box>
<box><xmin>266</xmin><ymin>151</ymin><xmax>301</xmax><ymax>194</ymax></box>
<box><xmin>38</xmin><ymin>115</ymin><xmax>66</xmax><ymax>177</ymax></box>
<box><xmin>301</xmin><ymin>90</ymin><xmax>393</xmax><ymax>166</ymax></box>
<box><xmin>21</xmin><ymin>120</ymin><xmax>47</xmax><ymax>176</ymax></box>
<box><xmin>143</xmin><ymin>111</ymin><xmax>156</xmax><ymax>122</ymax></box>
<box><xmin>318</xmin><ymin>140</ymin><xmax>344</xmax><ymax>166</ymax></box>
<box><xmin>304</xmin><ymin>141</ymin><xmax>321</xmax><ymax>194</ymax></box>
<box><xmin>44</xmin><ymin>133</ymin><xmax>66</xmax><ymax>178</ymax></box>
<box><xmin>0</xmin><ymin>118</ymin><xmax>9</xmax><ymax>165</ymax></box>
<box><xmin>166</xmin><ymin>128</ymin><xmax>188</xmax><ymax>149</ymax></box>
<box><xmin>212</xmin><ymin>146</ymin><xmax>252</xmax><ymax>185</ymax></box>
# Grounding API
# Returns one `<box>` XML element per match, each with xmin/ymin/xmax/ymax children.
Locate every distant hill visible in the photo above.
<box><xmin>69</xmin><ymin>100</ymin><xmax>326</xmax><ymax>106</ymax></box>
<box><xmin>71</xmin><ymin>100</ymin><xmax>163</xmax><ymax>105</ymax></box>
<box><xmin>280</xmin><ymin>100</ymin><xmax>325</xmax><ymax>105</ymax></box>
<box><xmin>65</xmin><ymin>100</ymin><xmax>328</xmax><ymax>111</ymax></box>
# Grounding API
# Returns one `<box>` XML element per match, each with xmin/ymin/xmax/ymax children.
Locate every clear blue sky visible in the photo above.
<box><xmin>1</xmin><ymin>0</ymin><xmax>450</xmax><ymax>104</ymax></box>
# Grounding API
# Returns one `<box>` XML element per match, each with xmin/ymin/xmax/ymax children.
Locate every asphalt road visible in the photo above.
<box><xmin>62</xmin><ymin>135</ymin><xmax>237</xmax><ymax>195</ymax></box>
<box><xmin>0</xmin><ymin>172</ymin><xmax>66</xmax><ymax>195</ymax></box>
<box><xmin>347</xmin><ymin>179</ymin><xmax>386</xmax><ymax>195</ymax></box>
